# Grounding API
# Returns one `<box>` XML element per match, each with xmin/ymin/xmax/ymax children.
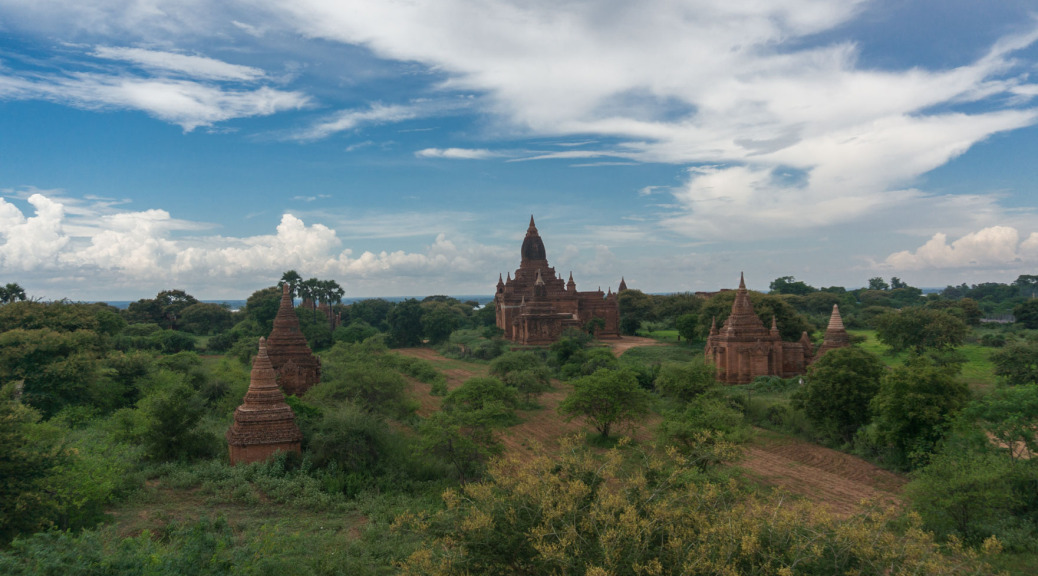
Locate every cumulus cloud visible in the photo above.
<box><xmin>0</xmin><ymin>194</ymin><xmax>70</xmax><ymax>270</ymax></box>
<box><xmin>0</xmin><ymin>192</ymin><xmax>513</xmax><ymax>298</ymax></box>
<box><xmin>883</xmin><ymin>226</ymin><xmax>1038</xmax><ymax>270</ymax></box>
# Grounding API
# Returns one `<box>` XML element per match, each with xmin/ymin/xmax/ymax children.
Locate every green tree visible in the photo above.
<box><xmin>964</xmin><ymin>383</ymin><xmax>1038</xmax><ymax>462</ymax></box>
<box><xmin>0</xmin><ymin>386</ymin><xmax>68</xmax><ymax>543</ymax></box>
<box><xmin>308</xmin><ymin>341</ymin><xmax>416</xmax><ymax>418</ymax></box>
<box><xmin>791</xmin><ymin>347</ymin><xmax>885</xmax><ymax>443</ymax></box>
<box><xmin>872</xmin><ymin>307</ymin><xmax>969</xmax><ymax>354</ymax></box>
<box><xmin>490</xmin><ymin>351</ymin><xmax>551</xmax><ymax>404</ymax></box>
<box><xmin>178</xmin><ymin>302</ymin><xmax>234</xmax><ymax>335</ymax></box>
<box><xmin>558</xmin><ymin>368</ymin><xmax>652</xmax><ymax>439</ymax></box>
<box><xmin>0</xmin><ymin>329</ymin><xmax>103</xmax><ymax>418</ymax></box>
<box><xmin>654</xmin><ymin>359</ymin><xmax>716</xmax><ymax>404</ymax></box>
<box><xmin>420</xmin><ymin>377</ymin><xmax>518</xmax><ymax>482</ymax></box>
<box><xmin>990</xmin><ymin>341</ymin><xmax>1038</xmax><ymax>386</ymax></box>
<box><xmin>0</xmin><ymin>282</ymin><xmax>27</xmax><ymax>304</ymax></box>
<box><xmin>904</xmin><ymin>438</ymin><xmax>1019</xmax><ymax>545</ymax></box>
<box><xmin>674</xmin><ymin>313</ymin><xmax>697</xmax><ymax>342</ymax></box>
<box><xmin>1013</xmin><ymin>299</ymin><xmax>1038</xmax><ymax>329</ymax></box>
<box><xmin>617</xmin><ymin>289</ymin><xmax>655</xmax><ymax>335</ymax></box>
<box><xmin>421</xmin><ymin>304</ymin><xmax>461</xmax><ymax>344</ymax></box>
<box><xmin>242</xmin><ymin>286</ymin><xmax>282</xmax><ymax>334</ymax></box>
<box><xmin>868</xmin><ymin>277</ymin><xmax>890</xmax><ymax>291</ymax></box>
<box><xmin>656</xmin><ymin>395</ymin><xmax>745</xmax><ymax>469</ymax></box>
<box><xmin>278</xmin><ymin>269</ymin><xmax>303</xmax><ymax>297</ymax></box>
<box><xmin>769</xmin><ymin>275</ymin><xmax>815</xmax><ymax>295</ymax></box>
<box><xmin>386</xmin><ymin>298</ymin><xmax>424</xmax><ymax>347</ymax></box>
<box><xmin>870</xmin><ymin>357</ymin><xmax>971</xmax><ymax>467</ymax></box>
<box><xmin>136</xmin><ymin>377</ymin><xmax>216</xmax><ymax>461</ymax></box>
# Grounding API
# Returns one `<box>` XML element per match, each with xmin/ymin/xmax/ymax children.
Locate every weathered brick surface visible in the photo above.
<box><xmin>226</xmin><ymin>337</ymin><xmax>302</xmax><ymax>465</ymax></box>
<box><xmin>266</xmin><ymin>284</ymin><xmax>321</xmax><ymax>396</ymax></box>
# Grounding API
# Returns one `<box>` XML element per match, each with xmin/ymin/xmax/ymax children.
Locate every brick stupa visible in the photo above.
<box><xmin>816</xmin><ymin>304</ymin><xmax>851</xmax><ymax>359</ymax></box>
<box><xmin>266</xmin><ymin>283</ymin><xmax>321</xmax><ymax>397</ymax></box>
<box><xmin>705</xmin><ymin>273</ymin><xmax>812</xmax><ymax>384</ymax></box>
<box><xmin>226</xmin><ymin>337</ymin><xmax>303</xmax><ymax>464</ymax></box>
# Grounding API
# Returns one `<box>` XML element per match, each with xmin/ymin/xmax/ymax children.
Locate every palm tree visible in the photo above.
<box><xmin>279</xmin><ymin>270</ymin><xmax>303</xmax><ymax>298</ymax></box>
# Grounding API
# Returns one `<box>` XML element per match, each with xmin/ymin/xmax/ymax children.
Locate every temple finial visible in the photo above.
<box><xmin>529</xmin><ymin>215</ymin><xmax>536</xmax><ymax>230</ymax></box>
<box><xmin>739</xmin><ymin>272</ymin><xmax>746</xmax><ymax>290</ymax></box>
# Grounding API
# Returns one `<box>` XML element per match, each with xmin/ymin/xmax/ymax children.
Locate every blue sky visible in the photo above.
<box><xmin>1</xmin><ymin>0</ymin><xmax>1037</xmax><ymax>301</ymax></box>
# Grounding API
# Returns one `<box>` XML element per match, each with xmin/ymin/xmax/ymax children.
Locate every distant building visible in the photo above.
<box><xmin>266</xmin><ymin>284</ymin><xmax>321</xmax><ymax>396</ymax></box>
<box><xmin>705</xmin><ymin>274</ymin><xmax>849</xmax><ymax>384</ymax></box>
<box><xmin>495</xmin><ymin>216</ymin><xmax>621</xmax><ymax>345</ymax></box>
<box><xmin>226</xmin><ymin>337</ymin><xmax>303</xmax><ymax>464</ymax></box>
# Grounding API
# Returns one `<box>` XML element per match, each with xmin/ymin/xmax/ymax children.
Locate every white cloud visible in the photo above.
<box><xmin>0</xmin><ymin>192</ymin><xmax>514</xmax><ymax>299</ymax></box>
<box><xmin>91</xmin><ymin>46</ymin><xmax>267</xmax><ymax>82</ymax></box>
<box><xmin>0</xmin><ymin>194</ymin><xmax>70</xmax><ymax>270</ymax></box>
<box><xmin>290</xmin><ymin>103</ymin><xmax>423</xmax><ymax>141</ymax></box>
<box><xmin>415</xmin><ymin>147</ymin><xmax>497</xmax><ymax>159</ymax></box>
<box><xmin>883</xmin><ymin>226</ymin><xmax>1038</xmax><ymax>270</ymax></box>
<box><xmin>0</xmin><ymin>69</ymin><xmax>309</xmax><ymax>132</ymax></box>
<box><xmin>252</xmin><ymin>0</ymin><xmax>1038</xmax><ymax>236</ymax></box>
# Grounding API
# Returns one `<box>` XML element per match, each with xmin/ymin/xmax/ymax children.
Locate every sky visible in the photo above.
<box><xmin>1</xmin><ymin>0</ymin><xmax>1038</xmax><ymax>301</ymax></box>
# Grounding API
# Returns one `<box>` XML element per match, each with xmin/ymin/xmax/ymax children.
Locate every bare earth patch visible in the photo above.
<box><xmin>737</xmin><ymin>433</ymin><xmax>905</xmax><ymax>517</ymax></box>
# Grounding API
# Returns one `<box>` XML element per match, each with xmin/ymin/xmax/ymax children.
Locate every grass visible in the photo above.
<box><xmin>850</xmin><ymin>329</ymin><xmax>998</xmax><ymax>390</ymax></box>
<box><xmin>638</xmin><ymin>328</ymin><xmax>681</xmax><ymax>342</ymax></box>
<box><xmin>618</xmin><ymin>344</ymin><xmax>701</xmax><ymax>366</ymax></box>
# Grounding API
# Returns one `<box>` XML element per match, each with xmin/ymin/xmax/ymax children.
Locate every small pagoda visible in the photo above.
<box><xmin>815</xmin><ymin>304</ymin><xmax>851</xmax><ymax>359</ymax></box>
<box><xmin>226</xmin><ymin>337</ymin><xmax>303</xmax><ymax>465</ymax></box>
<box><xmin>266</xmin><ymin>283</ymin><xmax>321</xmax><ymax>396</ymax></box>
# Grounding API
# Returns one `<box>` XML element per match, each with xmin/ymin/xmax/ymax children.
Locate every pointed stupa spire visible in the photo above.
<box><xmin>226</xmin><ymin>337</ymin><xmax>303</xmax><ymax>465</ymax></box>
<box><xmin>770</xmin><ymin>315</ymin><xmax>779</xmax><ymax>336</ymax></box>
<box><xmin>567</xmin><ymin>271</ymin><xmax>576</xmax><ymax>293</ymax></box>
<box><xmin>266</xmin><ymin>282</ymin><xmax>321</xmax><ymax>396</ymax></box>
<box><xmin>816</xmin><ymin>304</ymin><xmax>851</xmax><ymax>359</ymax></box>
<box><xmin>722</xmin><ymin>273</ymin><xmax>767</xmax><ymax>336</ymax></box>
<box><xmin>826</xmin><ymin>304</ymin><xmax>846</xmax><ymax>332</ymax></box>
<box><xmin>709</xmin><ymin>316</ymin><xmax>718</xmax><ymax>336</ymax></box>
<box><xmin>618</xmin><ymin>276</ymin><xmax>628</xmax><ymax>292</ymax></box>
<box><xmin>520</xmin><ymin>215</ymin><xmax>547</xmax><ymax>265</ymax></box>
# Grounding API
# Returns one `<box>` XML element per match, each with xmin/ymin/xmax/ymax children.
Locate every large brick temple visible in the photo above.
<box><xmin>494</xmin><ymin>216</ymin><xmax>621</xmax><ymax>345</ymax></box>
<box><xmin>266</xmin><ymin>283</ymin><xmax>321</xmax><ymax>397</ymax></box>
<box><xmin>226</xmin><ymin>337</ymin><xmax>303</xmax><ymax>464</ymax></box>
<box><xmin>705</xmin><ymin>274</ymin><xmax>849</xmax><ymax>384</ymax></box>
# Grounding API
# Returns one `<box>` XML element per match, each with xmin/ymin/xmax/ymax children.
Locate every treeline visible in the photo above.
<box><xmin>618</xmin><ymin>273</ymin><xmax>1038</xmax><ymax>341</ymax></box>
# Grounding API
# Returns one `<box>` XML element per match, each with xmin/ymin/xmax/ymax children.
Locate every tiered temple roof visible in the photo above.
<box><xmin>494</xmin><ymin>216</ymin><xmax>621</xmax><ymax>344</ymax></box>
<box><xmin>266</xmin><ymin>283</ymin><xmax>321</xmax><ymax>396</ymax></box>
<box><xmin>226</xmin><ymin>337</ymin><xmax>303</xmax><ymax>464</ymax></box>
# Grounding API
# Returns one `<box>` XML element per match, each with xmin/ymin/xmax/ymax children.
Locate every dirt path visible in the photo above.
<box><xmin>604</xmin><ymin>335</ymin><xmax>666</xmax><ymax>357</ymax></box>
<box><xmin>737</xmin><ymin>433</ymin><xmax>905</xmax><ymax>517</ymax></box>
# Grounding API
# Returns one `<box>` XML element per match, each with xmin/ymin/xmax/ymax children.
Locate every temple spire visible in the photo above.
<box><xmin>739</xmin><ymin>272</ymin><xmax>746</xmax><ymax>290</ymax></box>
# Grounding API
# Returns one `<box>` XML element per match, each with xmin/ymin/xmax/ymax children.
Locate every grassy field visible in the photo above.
<box><xmin>849</xmin><ymin>329</ymin><xmax>997</xmax><ymax>389</ymax></box>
